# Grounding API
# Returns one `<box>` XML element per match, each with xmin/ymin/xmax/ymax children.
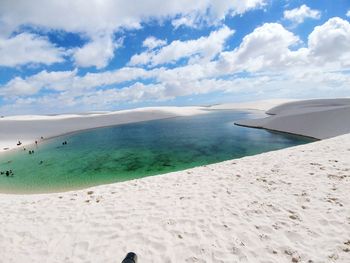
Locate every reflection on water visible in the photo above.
<box><xmin>0</xmin><ymin>110</ymin><xmax>314</xmax><ymax>193</ymax></box>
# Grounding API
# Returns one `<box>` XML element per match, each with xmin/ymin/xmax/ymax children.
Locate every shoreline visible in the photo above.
<box><xmin>234</xmin><ymin>123</ymin><xmax>321</xmax><ymax>141</ymax></box>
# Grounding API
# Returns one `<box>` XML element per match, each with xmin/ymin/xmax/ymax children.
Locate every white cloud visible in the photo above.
<box><xmin>142</xmin><ymin>37</ymin><xmax>167</xmax><ymax>50</ymax></box>
<box><xmin>0</xmin><ymin>70</ymin><xmax>76</xmax><ymax>96</ymax></box>
<box><xmin>220</xmin><ymin>23</ymin><xmax>301</xmax><ymax>72</ymax></box>
<box><xmin>172</xmin><ymin>15</ymin><xmax>198</xmax><ymax>29</ymax></box>
<box><xmin>73</xmin><ymin>35</ymin><xmax>123</xmax><ymax>69</ymax></box>
<box><xmin>129</xmin><ymin>26</ymin><xmax>234</xmax><ymax>66</ymax></box>
<box><xmin>308</xmin><ymin>17</ymin><xmax>350</xmax><ymax>65</ymax></box>
<box><xmin>347</xmin><ymin>10</ymin><xmax>350</xmax><ymax>17</ymax></box>
<box><xmin>0</xmin><ymin>0</ymin><xmax>264</xmax><ymax>35</ymax></box>
<box><xmin>284</xmin><ymin>4</ymin><xmax>321</xmax><ymax>24</ymax></box>
<box><xmin>0</xmin><ymin>33</ymin><xmax>65</xmax><ymax>67</ymax></box>
<box><xmin>0</xmin><ymin>0</ymin><xmax>264</xmax><ymax>69</ymax></box>
<box><xmin>171</xmin><ymin>0</ymin><xmax>266</xmax><ymax>28</ymax></box>
<box><xmin>0</xmin><ymin>67</ymin><xmax>156</xmax><ymax>97</ymax></box>
<box><xmin>219</xmin><ymin>17</ymin><xmax>350</xmax><ymax>73</ymax></box>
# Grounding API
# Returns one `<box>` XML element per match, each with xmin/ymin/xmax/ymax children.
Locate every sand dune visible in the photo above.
<box><xmin>235</xmin><ymin>99</ymin><xmax>350</xmax><ymax>139</ymax></box>
<box><xmin>0</xmin><ymin>133</ymin><xmax>349</xmax><ymax>262</ymax></box>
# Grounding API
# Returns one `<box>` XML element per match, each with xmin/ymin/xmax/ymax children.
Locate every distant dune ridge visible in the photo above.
<box><xmin>235</xmin><ymin>98</ymin><xmax>350</xmax><ymax>139</ymax></box>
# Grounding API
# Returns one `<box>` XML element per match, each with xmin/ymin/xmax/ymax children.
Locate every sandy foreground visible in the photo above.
<box><xmin>0</xmin><ymin>133</ymin><xmax>349</xmax><ymax>262</ymax></box>
<box><xmin>0</xmin><ymin>99</ymin><xmax>289</xmax><ymax>154</ymax></box>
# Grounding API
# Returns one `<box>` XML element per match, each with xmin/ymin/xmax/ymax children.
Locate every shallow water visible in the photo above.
<box><xmin>0</xmin><ymin>110</ymin><xmax>314</xmax><ymax>193</ymax></box>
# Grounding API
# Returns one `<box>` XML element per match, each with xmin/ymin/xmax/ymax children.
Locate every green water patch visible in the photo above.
<box><xmin>0</xmin><ymin>110</ymin><xmax>314</xmax><ymax>193</ymax></box>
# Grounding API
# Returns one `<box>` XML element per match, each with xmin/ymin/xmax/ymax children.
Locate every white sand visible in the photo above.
<box><xmin>235</xmin><ymin>99</ymin><xmax>350</xmax><ymax>139</ymax></box>
<box><xmin>0</xmin><ymin>134</ymin><xmax>349</xmax><ymax>262</ymax></box>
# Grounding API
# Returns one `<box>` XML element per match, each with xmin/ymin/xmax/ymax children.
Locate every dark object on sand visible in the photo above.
<box><xmin>122</xmin><ymin>252</ymin><xmax>137</xmax><ymax>263</ymax></box>
<box><xmin>17</xmin><ymin>141</ymin><xmax>22</xmax><ymax>146</ymax></box>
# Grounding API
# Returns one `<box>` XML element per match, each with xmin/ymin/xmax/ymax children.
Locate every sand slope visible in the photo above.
<box><xmin>0</xmin><ymin>134</ymin><xmax>349</xmax><ymax>263</ymax></box>
<box><xmin>235</xmin><ymin>99</ymin><xmax>350</xmax><ymax>139</ymax></box>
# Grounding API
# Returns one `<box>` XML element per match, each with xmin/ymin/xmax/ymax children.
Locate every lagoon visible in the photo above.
<box><xmin>0</xmin><ymin>110</ymin><xmax>313</xmax><ymax>193</ymax></box>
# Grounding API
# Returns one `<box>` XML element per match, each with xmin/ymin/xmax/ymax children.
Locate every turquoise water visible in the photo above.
<box><xmin>0</xmin><ymin>110</ymin><xmax>314</xmax><ymax>193</ymax></box>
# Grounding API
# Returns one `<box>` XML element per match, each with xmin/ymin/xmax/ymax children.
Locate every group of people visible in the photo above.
<box><xmin>1</xmin><ymin>138</ymin><xmax>69</xmax><ymax>179</ymax></box>
<box><xmin>0</xmin><ymin>170</ymin><xmax>14</xmax><ymax>177</ymax></box>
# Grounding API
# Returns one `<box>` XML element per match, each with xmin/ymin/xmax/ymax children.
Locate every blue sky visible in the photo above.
<box><xmin>0</xmin><ymin>0</ymin><xmax>350</xmax><ymax>115</ymax></box>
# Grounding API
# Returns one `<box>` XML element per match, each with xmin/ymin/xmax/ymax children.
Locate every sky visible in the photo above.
<box><xmin>0</xmin><ymin>0</ymin><xmax>350</xmax><ymax>115</ymax></box>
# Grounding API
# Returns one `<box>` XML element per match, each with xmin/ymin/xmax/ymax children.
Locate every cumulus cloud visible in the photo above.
<box><xmin>0</xmin><ymin>33</ymin><xmax>65</xmax><ymax>67</ymax></box>
<box><xmin>0</xmin><ymin>67</ymin><xmax>158</xmax><ymax>98</ymax></box>
<box><xmin>219</xmin><ymin>23</ymin><xmax>301</xmax><ymax>72</ymax></box>
<box><xmin>129</xmin><ymin>26</ymin><xmax>234</xmax><ymax>66</ymax></box>
<box><xmin>0</xmin><ymin>0</ymin><xmax>265</xmax><ymax>34</ymax></box>
<box><xmin>308</xmin><ymin>17</ymin><xmax>350</xmax><ymax>65</ymax></box>
<box><xmin>142</xmin><ymin>37</ymin><xmax>167</xmax><ymax>50</ymax></box>
<box><xmin>0</xmin><ymin>70</ymin><xmax>76</xmax><ymax>96</ymax></box>
<box><xmin>284</xmin><ymin>4</ymin><xmax>321</xmax><ymax>24</ymax></box>
<box><xmin>347</xmin><ymin>10</ymin><xmax>350</xmax><ymax>17</ymax></box>
<box><xmin>171</xmin><ymin>0</ymin><xmax>266</xmax><ymax>28</ymax></box>
<box><xmin>73</xmin><ymin>35</ymin><xmax>123</xmax><ymax>69</ymax></box>
<box><xmin>0</xmin><ymin>0</ymin><xmax>265</xmax><ymax>69</ymax></box>
<box><xmin>172</xmin><ymin>15</ymin><xmax>199</xmax><ymax>29</ymax></box>
<box><xmin>219</xmin><ymin>17</ymin><xmax>350</xmax><ymax>73</ymax></box>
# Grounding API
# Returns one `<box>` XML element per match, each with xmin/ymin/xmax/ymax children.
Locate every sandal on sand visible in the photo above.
<box><xmin>122</xmin><ymin>252</ymin><xmax>137</xmax><ymax>263</ymax></box>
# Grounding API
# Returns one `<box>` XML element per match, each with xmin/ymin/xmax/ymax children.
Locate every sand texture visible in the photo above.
<box><xmin>235</xmin><ymin>99</ymin><xmax>350</xmax><ymax>139</ymax></box>
<box><xmin>0</xmin><ymin>134</ymin><xmax>349</xmax><ymax>262</ymax></box>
